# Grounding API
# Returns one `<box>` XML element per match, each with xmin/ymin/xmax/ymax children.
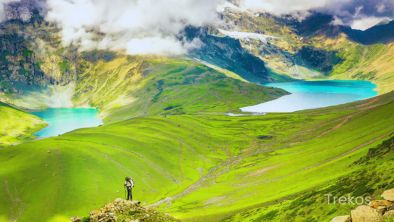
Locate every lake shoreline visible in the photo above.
<box><xmin>31</xmin><ymin>107</ymin><xmax>103</xmax><ymax>138</ymax></box>
<box><xmin>242</xmin><ymin>80</ymin><xmax>377</xmax><ymax>113</ymax></box>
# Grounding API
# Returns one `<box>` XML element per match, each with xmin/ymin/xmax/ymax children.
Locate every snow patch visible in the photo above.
<box><xmin>218</xmin><ymin>29</ymin><xmax>277</xmax><ymax>43</ymax></box>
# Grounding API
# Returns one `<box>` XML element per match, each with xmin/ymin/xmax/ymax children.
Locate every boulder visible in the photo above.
<box><xmin>330</xmin><ymin>215</ymin><xmax>351</xmax><ymax>222</ymax></box>
<box><xmin>384</xmin><ymin>210</ymin><xmax>394</xmax><ymax>218</ymax></box>
<box><xmin>369</xmin><ymin>200</ymin><xmax>393</xmax><ymax>209</ymax></box>
<box><xmin>382</xmin><ymin>189</ymin><xmax>394</xmax><ymax>202</ymax></box>
<box><xmin>83</xmin><ymin>198</ymin><xmax>178</xmax><ymax>222</ymax></box>
<box><xmin>369</xmin><ymin>200</ymin><xmax>393</xmax><ymax>214</ymax></box>
<box><xmin>351</xmin><ymin>205</ymin><xmax>384</xmax><ymax>222</ymax></box>
<box><xmin>70</xmin><ymin>217</ymin><xmax>81</xmax><ymax>222</ymax></box>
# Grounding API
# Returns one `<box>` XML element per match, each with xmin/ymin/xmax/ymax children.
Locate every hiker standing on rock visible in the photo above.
<box><xmin>124</xmin><ymin>177</ymin><xmax>134</xmax><ymax>201</ymax></box>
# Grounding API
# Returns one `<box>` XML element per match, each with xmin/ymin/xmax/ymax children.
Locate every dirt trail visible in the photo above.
<box><xmin>356</xmin><ymin>97</ymin><xmax>379</xmax><ymax>108</ymax></box>
<box><xmin>259</xmin><ymin>132</ymin><xmax>393</xmax><ymax>185</ymax></box>
<box><xmin>152</xmin><ymin>96</ymin><xmax>392</xmax><ymax>208</ymax></box>
<box><xmin>318</xmin><ymin>96</ymin><xmax>383</xmax><ymax>138</ymax></box>
<box><xmin>3</xmin><ymin>180</ymin><xmax>24</xmax><ymax>222</ymax></box>
<box><xmin>317</xmin><ymin>115</ymin><xmax>354</xmax><ymax>138</ymax></box>
<box><xmin>151</xmin><ymin>137</ymin><xmax>285</xmax><ymax>207</ymax></box>
<box><xmin>150</xmin><ymin>150</ymin><xmax>240</xmax><ymax>207</ymax></box>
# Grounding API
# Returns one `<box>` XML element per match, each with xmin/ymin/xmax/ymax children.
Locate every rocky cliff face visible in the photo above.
<box><xmin>0</xmin><ymin>9</ymin><xmax>78</xmax><ymax>103</ymax></box>
<box><xmin>185</xmin><ymin>27</ymin><xmax>281</xmax><ymax>83</ymax></box>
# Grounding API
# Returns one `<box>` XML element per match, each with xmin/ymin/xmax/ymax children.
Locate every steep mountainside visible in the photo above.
<box><xmin>312</xmin><ymin>35</ymin><xmax>394</xmax><ymax>93</ymax></box>
<box><xmin>2</xmin><ymin>6</ymin><xmax>394</xmax><ymax>110</ymax></box>
<box><xmin>0</xmin><ymin>12</ymin><xmax>78</xmax><ymax>108</ymax></box>
<box><xmin>0</xmin><ymin>11</ymin><xmax>287</xmax><ymax>115</ymax></box>
<box><xmin>218</xmin><ymin>9</ymin><xmax>394</xmax><ymax>93</ymax></box>
<box><xmin>342</xmin><ymin>20</ymin><xmax>394</xmax><ymax>45</ymax></box>
<box><xmin>185</xmin><ymin>27</ymin><xmax>288</xmax><ymax>83</ymax></box>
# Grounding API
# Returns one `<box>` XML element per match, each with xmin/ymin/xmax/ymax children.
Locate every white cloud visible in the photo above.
<box><xmin>351</xmin><ymin>16</ymin><xmax>390</xmax><ymax>30</ymax></box>
<box><xmin>45</xmin><ymin>0</ymin><xmax>223</xmax><ymax>55</ymax></box>
<box><xmin>125</xmin><ymin>37</ymin><xmax>184</xmax><ymax>55</ymax></box>
<box><xmin>239</xmin><ymin>0</ymin><xmax>332</xmax><ymax>15</ymax></box>
<box><xmin>3</xmin><ymin>0</ymin><xmax>394</xmax><ymax>53</ymax></box>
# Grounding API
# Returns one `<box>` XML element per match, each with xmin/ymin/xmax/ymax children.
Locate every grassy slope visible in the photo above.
<box><xmin>311</xmin><ymin>35</ymin><xmax>394</xmax><ymax>94</ymax></box>
<box><xmin>0</xmin><ymin>116</ymin><xmax>225</xmax><ymax>221</ymax></box>
<box><xmin>224</xmin><ymin>10</ymin><xmax>394</xmax><ymax>93</ymax></box>
<box><xmin>0</xmin><ymin>102</ymin><xmax>45</xmax><ymax>145</ymax></box>
<box><xmin>224</xmin><ymin>136</ymin><xmax>394</xmax><ymax>222</ymax></box>
<box><xmin>281</xmin><ymin>33</ymin><xmax>394</xmax><ymax>94</ymax></box>
<box><xmin>73</xmin><ymin>56</ymin><xmax>286</xmax><ymax>123</ymax></box>
<box><xmin>0</xmin><ymin>92</ymin><xmax>392</xmax><ymax>222</ymax></box>
<box><xmin>167</xmin><ymin>92</ymin><xmax>394</xmax><ymax>221</ymax></box>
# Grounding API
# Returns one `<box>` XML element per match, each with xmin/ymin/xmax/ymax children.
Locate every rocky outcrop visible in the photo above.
<box><xmin>73</xmin><ymin>198</ymin><xmax>178</xmax><ymax>222</ymax></box>
<box><xmin>331</xmin><ymin>189</ymin><xmax>394</xmax><ymax>222</ymax></box>
<box><xmin>330</xmin><ymin>215</ymin><xmax>351</xmax><ymax>222</ymax></box>
<box><xmin>382</xmin><ymin>189</ymin><xmax>394</xmax><ymax>202</ymax></box>
<box><xmin>351</xmin><ymin>206</ymin><xmax>383</xmax><ymax>222</ymax></box>
<box><xmin>0</xmin><ymin>14</ymin><xmax>77</xmax><ymax>96</ymax></box>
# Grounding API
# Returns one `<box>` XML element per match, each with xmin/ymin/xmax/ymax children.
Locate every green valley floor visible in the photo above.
<box><xmin>0</xmin><ymin>91</ymin><xmax>393</xmax><ymax>222</ymax></box>
<box><xmin>0</xmin><ymin>102</ymin><xmax>45</xmax><ymax>146</ymax></box>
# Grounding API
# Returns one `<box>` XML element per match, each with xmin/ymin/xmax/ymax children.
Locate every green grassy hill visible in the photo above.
<box><xmin>0</xmin><ymin>102</ymin><xmax>45</xmax><ymax>146</ymax></box>
<box><xmin>164</xmin><ymin>92</ymin><xmax>394</xmax><ymax>221</ymax></box>
<box><xmin>310</xmin><ymin>35</ymin><xmax>394</xmax><ymax>94</ymax></box>
<box><xmin>72</xmin><ymin>56</ymin><xmax>286</xmax><ymax>123</ymax></box>
<box><xmin>225</xmin><ymin>135</ymin><xmax>394</xmax><ymax>222</ymax></box>
<box><xmin>0</xmin><ymin>91</ymin><xmax>392</xmax><ymax>222</ymax></box>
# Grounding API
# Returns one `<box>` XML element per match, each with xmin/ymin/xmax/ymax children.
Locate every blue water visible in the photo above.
<box><xmin>241</xmin><ymin>80</ymin><xmax>377</xmax><ymax>113</ymax></box>
<box><xmin>32</xmin><ymin>108</ymin><xmax>103</xmax><ymax>138</ymax></box>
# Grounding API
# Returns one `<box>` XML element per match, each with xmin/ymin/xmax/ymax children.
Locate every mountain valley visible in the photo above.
<box><xmin>0</xmin><ymin>1</ymin><xmax>394</xmax><ymax>222</ymax></box>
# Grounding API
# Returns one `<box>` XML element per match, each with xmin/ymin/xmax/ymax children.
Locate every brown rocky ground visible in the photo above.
<box><xmin>71</xmin><ymin>198</ymin><xmax>179</xmax><ymax>222</ymax></box>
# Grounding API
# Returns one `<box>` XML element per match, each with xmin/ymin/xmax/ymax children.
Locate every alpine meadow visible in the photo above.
<box><xmin>0</xmin><ymin>1</ymin><xmax>394</xmax><ymax>222</ymax></box>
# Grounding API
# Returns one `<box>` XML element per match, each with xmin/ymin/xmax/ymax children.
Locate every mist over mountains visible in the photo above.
<box><xmin>1</xmin><ymin>0</ymin><xmax>394</xmax><ymax>56</ymax></box>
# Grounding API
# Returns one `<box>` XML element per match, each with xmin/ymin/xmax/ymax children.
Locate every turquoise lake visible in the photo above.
<box><xmin>31</xmin><ymin>80</ymin><xmax>377</xmax><ymax>137</ymax></box>
<box><xmin>32</xmin><ymin>108</ymin><xmax>102</xmax><ymax>138</ymax></box>
<box><xmin>241</xmin><ymin>80</ymin><xmax>377</xmax><ymax>113</ymax></box>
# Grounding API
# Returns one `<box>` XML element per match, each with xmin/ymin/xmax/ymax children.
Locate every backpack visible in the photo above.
<box><xmin>125</xmin><ymin>178</ymin><xmax>134</xmax><ymax>189</ymax></box>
